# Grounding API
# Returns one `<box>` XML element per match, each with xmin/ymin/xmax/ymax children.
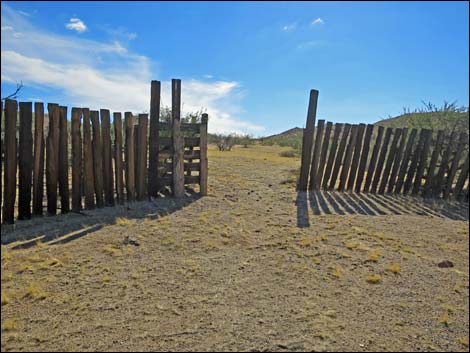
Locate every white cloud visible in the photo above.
<box><xmin>1</xmin><ymin>25</ymin><xmax>13</xmax><ymax>31</ymax></box>
<box><xmin>66</xmin><ymin>18</ymin><xmax>87</xmax><ymax>33</ymax></box>
<box><xmin>311</xmin><ymin>18</ymin><xmax>324</xmax><ymax>26</ymax></box>
<box><xmin>1</xmin><ymin>3</ymin><xmax>263</xmax><ymax>134</ymax></box>
<box><xmin>281</xmin><ymin>23</ymin><xmax>297</xmax><ymax>32</ymax></box>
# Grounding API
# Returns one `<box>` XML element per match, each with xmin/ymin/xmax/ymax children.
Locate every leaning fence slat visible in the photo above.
<box><xmin>46</xmin><ymin>103</ymin><xmax>60</xmax><ymax>216</ymax></box>
<box><xmin>330</xmin><ymin>123</ymin><xmax>351</xmax><ymax>190</ymax></box>
<box><xmin>149</xmin><ymin>80</ymin><xmax>161</xmax><ymax>197</ymax></box>
<box><xmin>323</xmin><ymin>123</ymin><xmax>343</xmax><ymax>190</ymax></box>
<box><xmin>136</xmin><ymin>114</ymin><xmax>148</xmax><ymax>201</ymax></box>
<box><xmin>394</xmin><ymin>128</ymin><xmax>417</xmax><ymax>194</ymax></box>
<box><xmin>387</xmin><ymin>128</ymin><xmax>408</xmax><ymax>193</ymax></box>
<box><xmin>18</xmin><ymin>102</ymin><xmax>33</xmax><ymax>220</ymax></box>
<box><xmin>423</xmin><ymin>130</ymin><xmax>445</xmax><ymax>198</ymax></box>
<box><xmin>32</xmin><ymin>102</ymin><xmax>45</xmax><ymax>216</ymax></box>
<box><xmin>355</xmin><ymin>124</ymin><xmax>374</xmax><ymax>193</ymax></box>
<box><xmin>308</xmin><ymin>120</ymin><xmax>325</xmax><ymax>190</ymax></box>
<box><xmin>200</xmin><ymin>113</ymin><xmax>209</xmax><ymax>196</ymax></box>
<box><xmin>2</xmin><ymin>99</ymin><xmax>17</xmax><ymax>224</ymax></box>
<box><xmin>412</xmin><ymin>129</ymin><xmax>432</xmax><ymax>195</ymax></box>
<box><xmin>347</xmin><ymin>123</ymin><xmax>365</xmax><ymax>191</ymax></box>
<box><xmin>379</xmin><ymin>128</ymin><xmax>402</xmax><ymax>194</ymax></box>
<box><xmin>71</xmin><ymin>108</ymin><xmax>82</xmax><ymax>212</ymax></box>
<box><xmin>91</xmin><ymin>110</ymin><xmax>104</xmax><ymax>208</ymax></box>
<box><xmin>316</xmin><ymin>121</ymin><xmax>332</xmax><ymax>189</ymax></box>
<box><xmin>453</xmin><ymin>151</ymin><xmax>469</xmax><ymax>200</ymax></box>
<box><xmin>113</xmin><ymin>113</ymin><xmax>124</xmax><ymax>204</ymax></box>
<box><xmin>432</xmin><ymin>132</ymin><xmax>456</xmax><ymax>198</ymax></box>
<box><xmin>339</xmin><ymin>124</ymin><xmax>358</xmax><ymax>192</ymax></box>
<box><xmin>58</xmin><ymin>106</ymin><xmax>70</xmax><ymax>213</ymax></box>
<box><xmin>403</xmin><ymin>129</ymin><xmax>426</xmax><ymax>195</ymax></box>
<box><xmin>443</xmin><ymin>132</ymin><xmax>468</xmax><ymax>199</ymax></box>
<box><xmin>101</xmin><ymin>109</ymin><xmax>114</xmax><ymax>206</ymax></box>
<box><xmin>82</xmin><ymin>108</ymin><xmax>95</xmax><ymax>209</ymax></box>
<box><xmin>172</xmin><ymin>79</ymin><xmax>185</xmax><ymax>198</ymax></box>
<box><xmin>298</xmin><ymin>90</ymin><xmax>319</xmax><ymax>191</ymax></box>
<box><xmin>125</xmin><ymin>112</ymin><xmax>136</xmax><ymax>202</ymax></box>
<box><xmin>364</xmin><ymin>126</ymin><xmax>384</xmax><ymax>193</ymax></box>
<box><xmin>371</xmin><ymin>127</ymin><xmax>392</xmax><ymax>193</ymax></box>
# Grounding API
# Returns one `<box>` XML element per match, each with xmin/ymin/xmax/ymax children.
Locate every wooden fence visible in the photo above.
<box><xmin>1</xmin><ymin>79</ymin><xmax>208</xmax><ymax>225</ymax></box>
<box><xmin>298</xmin><ymin>90</ymin><xmax>469</xmax><ymax>201</ymax></box>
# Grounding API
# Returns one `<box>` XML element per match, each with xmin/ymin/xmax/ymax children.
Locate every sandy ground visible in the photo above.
<box><xmin>1</xmin><ymin>145</ymin><xmax>469</xmax><ymax>352</ymax></box>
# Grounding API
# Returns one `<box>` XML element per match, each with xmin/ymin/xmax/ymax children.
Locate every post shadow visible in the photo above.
<box><xmin>296</xmin><ymin>191</ymin><xmax>310</xmax><ymax>228</ymax></box>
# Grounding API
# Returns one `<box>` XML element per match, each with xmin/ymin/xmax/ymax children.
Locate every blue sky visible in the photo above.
<box><xmin>1</xmin><ymin>1</ymin><xmax>469</xmax><ymax>135</ymax></box>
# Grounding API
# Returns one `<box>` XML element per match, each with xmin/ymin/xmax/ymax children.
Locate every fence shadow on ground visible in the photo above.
<box><xmin>2</xmin><ymin>189</ymin><xmax>201</xmax><ymax>249</ymax></box>
<box><xmin>297</xmin><ymin>190</ymin><xmax>469</xmax><ymax>227</ymax></box>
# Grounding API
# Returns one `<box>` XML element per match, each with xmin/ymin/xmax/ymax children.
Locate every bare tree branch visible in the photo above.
<box><xmin>1</xmin><ymin>81</ymin><xmax>24</xmax><ymax>101</ymax></box>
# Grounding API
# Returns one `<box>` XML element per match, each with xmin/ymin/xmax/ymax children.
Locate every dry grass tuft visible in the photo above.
<box><xmin>1</xmin><ymin>319</ymin><xmax>17</xmax><ymax>332</ymax></box>
<box><xmin>366</xmin><ymin>274</ymin><xmax>382</xmax><ymax>284</ymax></box>
<box><xmin>368</xmin><ymin>250</ymin><xmax>382</xmax><ymax>262</ymax></box>
<box><xmin>386</xmin><ymin>263</ymin><xmax>401</xmax><ymax>274</ymax></box>
<box><xmin>439</xmin><ymin>310</ymin><xmax>451</xmax><ymax>326</ymax></box>
<box><xmin>24</xmin><ymin>283</ymin><xmax>48</xmax><ymax>300</ymax></box>
<box><xmin>1</xmin><ymin>291</ymin><xmax>10</xmax><ymax>306</ymax></box>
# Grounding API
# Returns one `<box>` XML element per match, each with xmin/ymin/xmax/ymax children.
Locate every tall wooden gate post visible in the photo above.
<box><xmin>172</xmin><ymin>79</ymin><xmax>185</xmax><ymax>198</ymax></box>
<box><xmin>298</xmin><ymin>89</ymin><xmax>319</xmax><ymax>191</ymax></box>
<box><xmin>200</xmin><ymin>113</ymin><xmax>209</xmax><ymax>196</ymax></box>
<box><xmin>149</xmin><ymin>80</ymin><xmax>161</xmax><ymax>198</ymax></box>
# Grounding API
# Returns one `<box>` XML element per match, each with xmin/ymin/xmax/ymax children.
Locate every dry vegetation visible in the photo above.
<box><xmin>1</xmin><ymin>144</ymin><xmax>469</xmax><ymax>352</ymax></box>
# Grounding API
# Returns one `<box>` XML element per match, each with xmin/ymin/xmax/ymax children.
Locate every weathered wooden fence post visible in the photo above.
<box><xmin>172</xmin><ymin>79</ymin><xmax>185</xmax><ymax>198</ymax></box>
<box><xmin>309</xmin><ymin>119</ymin><xmax>325</xmax><ymax>190</ymax></box>
<box><xmin>149</xmin><ymin>80</ymin><xmax>161</xmax><ymax>198</ymax></box>
<box><xmin>412</xmin><ymin>129</ymin><xmax>432</xmax><ymax>195</ymax></box>
<box><xmin>387</xmin><ymin>128</ymin><xmax>408</xmax><ymax>193</ymax></box>
<box><xmin>379</xmin><ymin>128</ymin><xmax>402</xmax><ymax>194</ymax></box>
<box><xmin>200</xmin><ymin>113</ymin><xmax>209</xmax><ymax>196</ymax></box>
<box><xmin>82</xmin><ymin>108</ymin><xmax>95</xmax><ymax>209</ymax></box>
<box><xmin>91</xmin><ymin>110</ymin><xmax>104</xmax><ymax>208</ymax></box>
<box><xmin>443</xmin><ymin>132</ymin><xmax>468</xmax><ymax>199</ymax></box>
<box><xmin>46</xmin><ymin>103</ymin><xmax>60</xmax><ymax>216</ymax></box>
<box><xmin>71</xmin><ymin>108</ymin><xmax>82</xmax><ymax>212</ymax></box>
<box><xmin>423</xmin><ymin>130</ymin><xmax>444</xmax><ymax>198</ymax></box>
<box><xmin>125</xmin><ymin>112</ymin><xmax>136</xmax><ymax>202</ymax></box>
<box><xmin>114</xmin><ymin>112</ymin><xmax>124</xmax><ymax>204</ymax></box>
<box><xmin>453</xmin><ymin>151</ymin><xmax>469</xmax><ymax>200</ymax></box>
<box><xmin>101</xmin><ymin>109</ymin><xmax>115</xmax><ymax>206</ymax></box>
<box><xmin>18</xmin><ymin>102</ymin><xmax>33</xmax><ymax>220</ymax></box>
<box><xmin>32</xmin><ymin>102</ymin><xmax>45</xmax><ymax>216</ymax></box>
<box><xmin>394</xmin><ymin>128</ymin><xmax>417</xmax><ymax>194</ymax></box>
<box><xmin>330</xmin><ymin>123</ymin><xmax>351</xmax><ymax>190</ymax></box>
<box><xmin>339</xmin><ymin>124</ymin><xmax>358</xmax><ymax>192</ymax></box>
<box><xmin>136</xmin><ymin>114</ymin><xmax>149</xmax><ymax>200</ymax></box>
<box><xmin>58</xmin><ymin>106</ymin><xmax>70</xmax><ymax>213</ymax></box>
<box><xmin>364</xmin><ymin>125</ymin><xmax>384</xmax><ymax>192</ymax></box>
<box><xmin>355</xmin><ymin>124</ymin><xmax>374</xmax><ymax>193</ymax></box>
<box><xmin>371</xmin><ymin>127</ymin><xmax>392</xmax><ymax>193</ymax></box>
<box><xmin>347</xmin><ymin>123</ymin><xmax>366</xmax><ymax>191</ymax></box>
<box><xmin>2</xmin><ymin>99</ymin><xmax>17</xmax><ymax>224</ymax></box>
<box><xmin>323</xmin><ymin>123</ymin><xmax>343</xmax><ymax>190</ymax></box>
<box><xmin>298</xmin><ymin>89</ymin><xmax>319</xmax><ymax>191</ymax></box>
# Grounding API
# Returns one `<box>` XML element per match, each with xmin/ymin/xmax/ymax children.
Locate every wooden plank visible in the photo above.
<box><xmin>58</xmin><ymin>106</ymin><xmax>70</xmax><ymax>213</ymax></box>
<box><xmin>2</xmin><ymin>100</ymin><xmax>17</xmax><ymax>224</ymax></box>
<box><xmin>453</xmin><ymin>151</ymin><xmax>470</xmax><ymax>200</ymax></box>
<box><xmin>412</xmin><ymin>129</ymin><xmax>432</xmax><ymax>195</ymax></box>
<box><xmin>148</xmin><ymin>80</ymin><xmax>161</xmax><ymax>198</ymax></box>
<box><xmin>100</xmin><ymin>109</ymin><xmax>114</xmax><ymax>206</ymax></box>
<box><xmin>316</xmin><ymin>121</ymin><xmax>332</xmax><ymax>189</ymax></box>
<box><xmin>158</xmin><ymin>137</ymin><xmax>200</xmax><ymax>147</ymax></box>
<box><xmin>394</xmin><ymin>128</ymin><xmax>417</xmax><ymax>194</ymax></box>
<box><xmin>443</xmin><ymin>132</ymin><xmax>468</xmax><ymax>199</ymax></box>
<box><xmin>329</xmin><ymin>123</ymin><xmax>351</xmax><ymax>190</ymax></box>
<box><xmin>371</xmin><ymin>127</ymin><xmax>392</xmax><ymax>193</ymax></box>
<box><xmin>339</xmin><ymin>124</ymin><xmax>358</xmax><ymax>192</ymax></box>
<box><xmin>136</xmin><ymin>114</ymin><xmax>148</xmax><ymax>201</ymax></box>
<box><xmin>172</xmin><ymin>79</ymin><xmax>185</xmax><ymax>198</ymax></box>
<box><xmin>423</xmin><ymin>130</ymin><xmax>445</xmax><ymax>198</ymax></box>
<box><xmin>298</xmin><ymin>89</ymin><xmax>319</xmax><ymax>191</ymax></box>
<box><xmin>403</xmin><ymin>129</ymin><xmax>426</xmax><ymax>194</ymax></box>
<box><xmin>378</xmin><ymin>128</ymin><xmax>402</xmax><ymax>194</ymax></box>
<box><xmin>355</xmin><ymin>124</ymin><xmax>374</xmax><ymax>193</ymax></box>
<box><xmin>125</xmin><ymin>112</ymin><xmax>136</xmax><ymax>202</ymax></box>
<box><xmin>160</xmin><ymin>162</ymin><xmax>201</xmax><ymax>173</ymax></box>
<box><xmin>363</xmin><ymin>125</ymin><xmax>384</xmax><ymax>193</ymax></box>
<box><xmin>347</xmin><ymin>123</ymin><xmax>366</xmax><ymax>191</ymax></box>
<box><xmin>308</xmin><ymin>120</ymin><xmax>325</xmax><ymax>190</ymax></box>
<box><xmin>159</xmin><ymin>122</ymin><xmax>200</xmax><ymax>133</ymax></box>
<box><xmin>200</xmin><ymin>113</ymin><xmax>208</xmax><ymax>196</ymax></box>
<box><xmin>387</xmin><ymin>128</ymin><xmax>408</xmax><ymax>193</ymax></box>
<box><xmin>71</xmin><ymin>108</ymin><xmax>82</xmax><ymax>212</ymax></box>
<box><xmin>323</xmin><ymin>123</ymin><xmax>342</xmax><ymax>189</ymax></box>
<box><xmin>46</xmin><ymin>103</ymin><xmax>60</xmax><ymax>216</ymax></box>
<box><xmin>91</xmin><ymin>110</ymin><xmax>104</xmax><ymax>208</ymax></box>
<box><xmin>113</xmin><ymin>112</ymin><xmax>124</xmax><ymax>204</ymax></box>
<box><xmin>32</xmin><ymin>102</ymin><xmax>45</xmax><ymax>216</ymax></box>
<box><xmin>82</xmin><ymin>108</ymin><xmax>95</xmax><ymax>209</ymax></box>
<box><xmin>18</xmin><ymin>102</ymin><xmax>33</xmax><ymax>220</ymax></box>
<box><xmin>432</xmin><ymin>132</ymin><xmax>456</xmax><ymax>198</ymax></box>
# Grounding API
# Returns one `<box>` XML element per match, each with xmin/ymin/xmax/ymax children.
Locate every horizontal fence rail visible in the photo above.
<box><xmin>0</xmin><ymin>79</ymin><xmax>208</xmax><ymax>225</ymax></box>
<box><xmin>298</xmin><ymin>91</ymin><xmax>469</xmax><ymax>202</ymax></box>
